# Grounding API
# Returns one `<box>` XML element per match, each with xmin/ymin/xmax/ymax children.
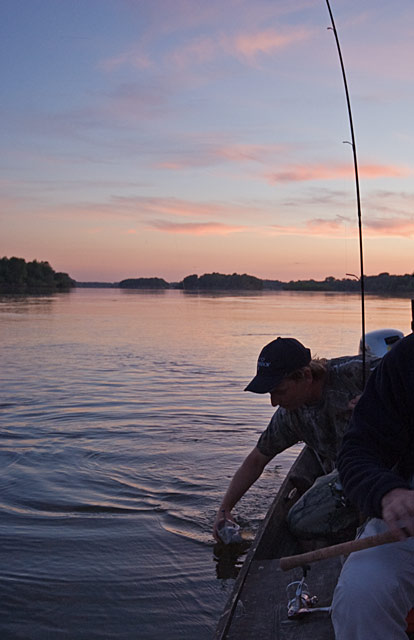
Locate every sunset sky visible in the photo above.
<box><xmin>2</xmin><ymin>0</ymin><xmax>414</xmax><ymax>282</ymax></box>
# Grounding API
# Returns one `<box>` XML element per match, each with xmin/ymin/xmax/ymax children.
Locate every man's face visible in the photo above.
<box><xmin>269</xmin><ymin>371</ymin><xmax>312</xmax><ymax>410</ymax></box>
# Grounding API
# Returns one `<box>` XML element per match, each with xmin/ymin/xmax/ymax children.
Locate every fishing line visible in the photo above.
<box><xmin>325</xmin><ymin>0</ymin><xmax>366</xmax><ymax>383</ymax></box>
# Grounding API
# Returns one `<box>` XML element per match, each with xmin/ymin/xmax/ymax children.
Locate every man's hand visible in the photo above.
<box><xmin>212</xmin><ymin>447</ymin><xmax>271</xmax><ymax>542</ymax></box>
<box><xmin>381</xmin><ymin>488</ymin><xmax>414</xmax><ymax>539</ymax></box>
<box><xmin>213</xmin><ymin>508</ymin><xmax>235</xmax><ymax>542</ymax></box>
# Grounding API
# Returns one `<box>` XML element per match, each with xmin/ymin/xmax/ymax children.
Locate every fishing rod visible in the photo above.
<box><xmin>325</xmin><ymin>0</ymin><xmax>366</xmax><ymax>384</ymax></box>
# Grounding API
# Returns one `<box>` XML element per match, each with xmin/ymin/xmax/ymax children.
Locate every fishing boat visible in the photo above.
<box><xmin>214</xmin><ymin>328</ymin><xmax>413</xmax><ymax>640</ymax></box>
<box><xmin>214</xmin><ymin>444</ymin><xmax>414</xmax><ymax>640</ymax></box>
<box><xmin>214</xmin><ymin>445</ymin><xmax>343</xmax><ymax>639</ymax></box>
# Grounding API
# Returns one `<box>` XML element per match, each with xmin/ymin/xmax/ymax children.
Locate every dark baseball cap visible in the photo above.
<box><xmin>244</xmin><ymin>337</ymin><xmax>311</xmax><ymax>394</ymax></box>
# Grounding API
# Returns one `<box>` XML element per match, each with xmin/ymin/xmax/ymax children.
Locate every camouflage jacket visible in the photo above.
<box><xmin>256</xmin><ymin>355</ymin><xmax>380</xmax><ymax>471</ymax></box>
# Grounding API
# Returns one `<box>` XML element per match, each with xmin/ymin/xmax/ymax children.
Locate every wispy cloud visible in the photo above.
<box><xmin>266</xmin><ymin>163</ymin><xmax>411</xmax><ymax>183</ymax></box>
<box><xmin>365</xmin><ymin>216</ymin><xmax>414</xmax><ymax>236</ymax></box>
<box><xmin>13</xmin><ymin>195</ymin><xmax>261</xmax><ymax>226</ymax></box>
<box><xmin>230</xmin><ymin>27</ymin><xmax>311</xmax><ymax>63</ymax></box>
<box><xmin>269</xmin><ymin>215</ymin><xmax>353</xmax><ymax>237</ymax></box>
<box><xmin>170</xmin><ymin>27</ymin><xmax>312</xmax><ymax>68</ymax></box>
<box><xmin>147</xmin><ymin>220</ymin><xmax>248</xmax><ymax>235</ymax></box>
<box><xmin>102</xmin><ymin>23</ymin><xmax>313</xmax><ymax>73</ymax></box>
<box><xmin>108</xmin><ymin>196</ymin><xmax>243</xmax><ymax>220</ymax></box>
<box><xmin>155</xmin><ymin>141</ymin><xmax>288</xmax><ymax>170</ymax></box>
<box><xmin>269</xmin><ymin>213</ymin><xmax>414</xmax><ymax>238</ymax></box>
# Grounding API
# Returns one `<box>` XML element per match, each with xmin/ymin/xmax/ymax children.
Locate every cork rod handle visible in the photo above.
<box><xmin>279</xmin><ymin>530</ymin><xmax>400</xmax><ymax>572</ymax></box>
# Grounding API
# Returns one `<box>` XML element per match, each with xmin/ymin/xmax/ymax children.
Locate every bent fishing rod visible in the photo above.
<box><xmin>325</xmin><ymin>0</ymin><xmax>366</xmax><ymax>383</ymax></box>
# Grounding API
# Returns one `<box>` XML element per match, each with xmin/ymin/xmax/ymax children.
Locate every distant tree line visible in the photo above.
<box><xmin>119</xmin><ymin>277</ymin><xmax>169</xmax><ymax>289</ymax></box>
<box><xmin>76</xmin><ymin>271</ymin><xmax>414</xmax><ymax>294</ymax></box>
<box><xmin>284</xmin><ymin>273</ymin><xmax>414</xmax><ymax>294</ymax></box>
<box><xmin>181</xmin><ymin>272</ymin><xmax>263</xmax><ymax>290</ymax></box>
<box><xmin>108</xmin><ymin>273</ymin><xmax>263</xmax><ymax>290</ymax></box>
<box><xmin>0</xmin><ymin>257</ymin><xmax>75</xmax><ymax>293</ymax></box>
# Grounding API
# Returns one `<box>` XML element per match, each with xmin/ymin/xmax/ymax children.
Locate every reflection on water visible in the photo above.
<box><xmin>120</xmin><ymin>288</ymin><xmax>167</xmax><ymax>295</ymax></box>
<box><xmin>213</xmin><ymin>540</ymin><xmax>252</xmax><ymax>580</ymax></box>
<box><xmin>0</xmin><ymin>289</ymin><xmax>412</xmax><ymax>639</ymax></box>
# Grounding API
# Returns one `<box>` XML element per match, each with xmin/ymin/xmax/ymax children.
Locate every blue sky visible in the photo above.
<box><xmin>2</xmin><ymin>0</ymin><xmax>414</xmax><ymax>282</ymax></box>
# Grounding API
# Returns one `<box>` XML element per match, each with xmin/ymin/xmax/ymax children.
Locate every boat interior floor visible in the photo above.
<box><xmin>224</xmin><ymin>556</ymin><xmax>342</xmax><ymax>640</ymax></box>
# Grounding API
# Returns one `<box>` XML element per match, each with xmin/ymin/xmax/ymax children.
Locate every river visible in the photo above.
<box><xmin>0</xmin><ymin>289</ymin><xmax>411</xmax><ymax>639</ymax></box>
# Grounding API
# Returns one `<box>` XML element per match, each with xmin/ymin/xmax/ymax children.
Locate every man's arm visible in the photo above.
<box><xmin>338</xmin><ymin>336</ymin><xmax>414</xmax><ymax>519</ymax></box>
<box><xmin>213</xmin><ymin>447</ymin><xmax>273</xmax><ymax>541</ymax></box>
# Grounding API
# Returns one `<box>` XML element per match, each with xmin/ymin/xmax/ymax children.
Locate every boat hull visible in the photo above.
<box><xmin>215</xmin><ymin>446</ymin><xmax>338</xmax><ymax>639</ymax></box>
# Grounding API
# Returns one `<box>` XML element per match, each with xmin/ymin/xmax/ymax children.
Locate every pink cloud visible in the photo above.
<box><xmin>85</xmin><ymin>196</ymin><xmax>229</xmax><ymax>221</ymax></box>
<box><xmin>307</xmin><ymin>216</ymin><xmax>350</xmax><ymax>231</ymax></box>
<box><xmin>365</xmin><ymin>217</ymin><xmax>414</xmax><ymax>237</ymax></box>
<box><xmin>130</xmin><ymin>197</ymin><xmax>234</xmax><ymax>220</ymax></box>
<box><xmin>266</xmin><ymin>163</ymin><xmax>411</xmax><ymax>183</ymax></box>
<box><xmin>231</xmin><ymin>28</ymin><xmax>310</xmax><ymax>61</ymax></box>
<box><xmin>148</xmin><ymin>220</ymin><xmax>248</xmax><ymax>235</ymax></box>
<box><xmin>170</xmin><ymin>27</ymin><xmax>311</xmax><ymax>68</ymax></box>
<box><xmin>102</xmin><ymin>18</ymin><xmax>313</xmax><ymax>74</ymax></box>
<box><xmin>269</xmin><ymin>214</ymin><xmax>414</xmax><ymax>239</ymax></box>
<box><xmin>215</xmin><ymin>142</ymin><xmax>288</xmax><ymax>165</ymax></box>
<box><xmin>28</xmin><ymin>195</ymin><xmax>260</xmax><ymax>227</ymax></box>
<box><xmin>269</xmin><ymin>216</ymin><xmax>353</xmax><ymax>238</ymax></box>
<box><xmin>361</xmin><ymin>165</ymin><xmax>410</xmax><ymax>178</ymax></box>
<box><xmin>155</xmin><ymin>142</ymin><xmax>287</xmax><ymax>170</ymax></box>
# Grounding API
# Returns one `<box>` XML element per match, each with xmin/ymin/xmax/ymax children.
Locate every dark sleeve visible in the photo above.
<box><xmin>337</xmin><ymin>335</ymin><xmax>414</xmax><ymax>518</ymax></box>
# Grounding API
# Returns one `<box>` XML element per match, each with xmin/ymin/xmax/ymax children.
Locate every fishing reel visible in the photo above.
<box><xmin>286</xmin><ymin>570</ymin><xmax>331</xmax><ymax>619</ymax></box>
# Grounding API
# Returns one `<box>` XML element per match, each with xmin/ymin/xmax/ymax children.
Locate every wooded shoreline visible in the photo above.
<box><xmin>78</xmin><ymin>271</ymin><xmax>414</xmax><ymax>295</ymax></box>
<box><xmin>2</xmin><ymin>256</ymin><xmax>413</xmax><ymax>295</ymax></box>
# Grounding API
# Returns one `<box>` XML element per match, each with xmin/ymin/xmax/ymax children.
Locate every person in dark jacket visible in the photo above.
<box><xmin>332</xmin><ymin>332</ymin><xmax>414</xmax><ymax>640</ymax></box>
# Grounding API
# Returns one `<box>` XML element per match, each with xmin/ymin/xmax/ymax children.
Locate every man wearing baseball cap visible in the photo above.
<box><xmin>244</xmin><ymin>337</ymin><xmax>311</xmax><ymax>394</ymax></box>
<box><xmin>213</xmin><ymin>336</ymin><xmax>378</xmax><ymax>543</ymax></box>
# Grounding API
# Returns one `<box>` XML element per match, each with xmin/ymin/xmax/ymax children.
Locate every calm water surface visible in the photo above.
<box><xmin>0</xmin><ymin>289</ymin><xmax>411</xmax><ymax>639</ymax></box>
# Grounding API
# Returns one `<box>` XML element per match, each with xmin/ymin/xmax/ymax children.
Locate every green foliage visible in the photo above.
<box><xmin>181</xmin><ymin>272</ymin><xmax>263</xmax><ymax>290</ymax></box>
<box><xmin>0</xmin><ymin>257</ymin><xmax>75</xmax><ymax>293</ymax></box>
<box><xmin>364</xmin><ymin>272</ymin><xmax>414</xmax><ymax>293</ymax></box>
<box><xmin>3</xmin><ymin>260</ymin><xmax>412</xmax><ymax>295</ymax></box>
<box><xmin>182</xmin><ymin>274</ymin><xmax>199</xmax><ymax>290</ymax></box>
<box><xmin>282</xmin><ymin>273</ymin><xmax>414</xmax><ymax>294</ymax></box>
<box><xmin>54</xmin><ymin>272</ymin><xmax>76</xmax><ymax>290</ymax></box>
<box><xmin>119</xmin><ymin>277</ymin><xmax>169</xmax><ymax>289</ymax></box>
<box><xmin>176</xmin><ymin>272</ymin><xmax>414</xmax><ymax>293</ymax></box>
<box><xmin>262</xmin><ymin>279</ymin><xmax>284</xmax><ymax>290</ymax></box>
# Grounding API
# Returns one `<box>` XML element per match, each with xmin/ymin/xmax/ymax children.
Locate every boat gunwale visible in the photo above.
<box><xmin>214</xmin><ymin>446</ymin><xmax>323</xmax><ymax>639</ymax></box>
